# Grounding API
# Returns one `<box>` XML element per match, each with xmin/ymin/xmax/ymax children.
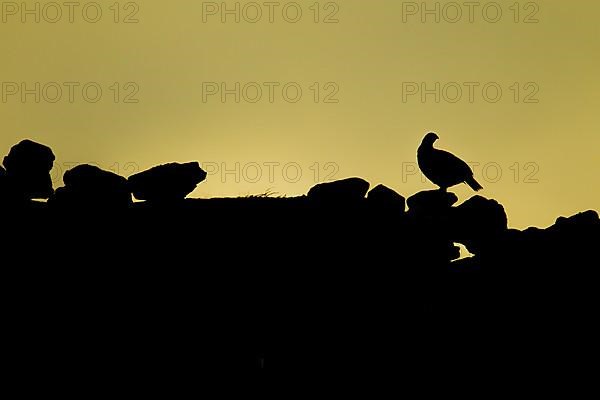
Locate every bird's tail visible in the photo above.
<box><xmin>466</xmin><ymin>176</ymin><xmax>483</xmax><ymax>191</ymax></box>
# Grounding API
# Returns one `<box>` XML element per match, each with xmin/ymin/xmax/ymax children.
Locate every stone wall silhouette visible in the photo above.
<box><xmin>1</xmin><ymin>139</ymin><xmax>598</xmax><ymax>385</ymax></box>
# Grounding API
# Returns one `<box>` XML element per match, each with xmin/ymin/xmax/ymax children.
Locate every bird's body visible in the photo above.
<box><xmin>417</xmin><ymin>132</ymin><xmax>483</xmax><ymax>192</ymax></box>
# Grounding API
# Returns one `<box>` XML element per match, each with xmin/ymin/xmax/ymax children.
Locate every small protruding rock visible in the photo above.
<box><xmin>2</xmin><ymin>139</ymin><xmax>55</xmax><ymax>200</ymax></box>
<box><xmin>128</xmin><ymin>162</ymin><xmax>207</xmax><ymax>202</ymax></box>
<box><xmin>367</xmin><ymin>185</ymin><xmax>405</xmax><ymax>213</ymax></box>
<box><xmin>452</xmin><ymin>196</ymin><xmax>508</xmax><ymax>254</ymax></box>
<box><xmin>552</xmin><ymin>210</ymin><xmax>599</xmax><ymax>234</ymax></box>
<box><xmin>48</xmin><ymin>164</ymin><xmax>131</xmax><ymax>209</ymax></box>
<box><xmin>308</xmin><ymin>178</ymin><xmax>370</xmax><ymax>203</ymax></box>
<box><xmin>407</xmin><ymin>190</ymin><xmax>458</xmax><ymax>216</ymax></box>
<box><xmin>454</xmin><ymin>196</ymin><xmax>508</xmax><ymax>233</ymax></box>
<box><xmin>548</xmin><ymin>210</ymin><xmax>600</xmax><ymax>254</ymax></box>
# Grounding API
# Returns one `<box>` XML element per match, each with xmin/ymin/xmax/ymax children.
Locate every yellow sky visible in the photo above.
<box><xmin>1</xmin><ymin>0</ymin><xmax>598</xmax><ymax>228</ymax></box>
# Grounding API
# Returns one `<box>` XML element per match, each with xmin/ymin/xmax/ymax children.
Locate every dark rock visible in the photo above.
<box><xmin>128</xmin><ymin>162</ymin><xmax>207</xmax><ymax>202</ymax></box>
<box><xmin>500</xmin><ymin>227</ymin><xmax>546</xmax><ymax>258</ymax></box>
<box><xmin>495</xmin><ymin>211</ymin><xmax>600</xmax><ymax>268</ymax></box>
<box><xmin>551</xmin><ymin>210</ymin><xmax>599</xmax><ymax>235</ymax></box>
<box><xmin>455</xmin><ymin>196</ymin><xmax>508</xmax><ymax>231</ymax></box>
<box><xmin>548</xmin><ymin>211</ymin><xmax>600</xmax><ymax>260</ymax></box>
<box><xmin>308</xmin><ymin>178</ymin><xmax>370</xmax><ymax>203</ymax></box>
<box><xmin>407</xmin><ymin>190</ymin><xmax>458</xmax><ymax>216</ymax></box>
<box><xmin>48</xmin><ymin>164</ymin><xmax>131</xmax><ymax>209</ymax></box>
<box><xmin>0</xmin><ymin>166</ymin><xmax>6</xmax><ymax>199</ymax></box>
<box><xmin>367</xmin><ymin>185</ymin><xmax>405</xmax><ymax>213</ymax></box>
<box><xmin>2</xmin><ymin>139</ymin><xmax>55</xmax><ymax>200</ymax></box>
<box><xmin>452</xmin><ymin>196</ymin><xmax>508</xmax><ymax>255</ymax></box>
<box><xmin>448</xmin><ymin>243</ymin><xmax>462</xmax><ymax>262</ymax></box>
<box><xmin>405</xmin><ymin>191</ymin><xmax>460</xmax><ymax>264</ymax></box>
<box><xmin>449</xmin><ymin>256</ymin><xmax>481</xmax><ymax>273</ymax></box>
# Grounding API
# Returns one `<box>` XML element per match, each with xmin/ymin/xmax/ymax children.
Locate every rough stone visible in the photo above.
<box><xmin>308</xmin><ymin>178</ymin><xmax>370</xmax><ymax>203</ymax></box>
<box><xmin>407</xmin><ymin>190</ymin><xmax>458</xmax><ymax>215</ymax></box>
<box><xmin>49</xmin><ymin>164</ymin><xmax>131</xmax><ymax>209</ymax></box>
<box><xmin>367</xmin><ymin>184</ymin><xmax>406</xmax><ymax>213</ymax></box>
<box><xmin>2</xmin><ymin>140</ymin><xmax>55</xmax><ymax>200</ymax></box>
<box><xmin>128</xmin><ymin>162</ymin><xmax>207</xmax><ymax>202</ymax></box>
<box><xmin>451</xmin><ymin>196</ymin><xmax>508</xmax><ymax>255</ymax></box>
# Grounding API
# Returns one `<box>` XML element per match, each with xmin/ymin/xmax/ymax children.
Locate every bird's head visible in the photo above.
<box><xmin>422</xmin><ymin>132</ymin><xmax>439</xmax><ymax>146</ymax></box>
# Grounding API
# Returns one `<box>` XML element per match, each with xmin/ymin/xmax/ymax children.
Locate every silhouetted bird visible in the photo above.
<box><xmin>417</xmin><ymin>132</ymin><xmax>483</xmax><ymax>192</ymax></box>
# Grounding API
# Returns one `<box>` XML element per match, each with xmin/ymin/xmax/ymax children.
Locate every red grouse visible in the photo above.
<box><xmin>417</xmin><ymin>132</ymin><xmax>483</xmax><ymax>192</ymax></box>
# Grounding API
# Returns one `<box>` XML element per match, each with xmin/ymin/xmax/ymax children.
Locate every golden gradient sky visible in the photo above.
<box><xmin>1</xmin><ymin>0</ymin><xmax>598</xmax><ymax>228</ymax></box>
